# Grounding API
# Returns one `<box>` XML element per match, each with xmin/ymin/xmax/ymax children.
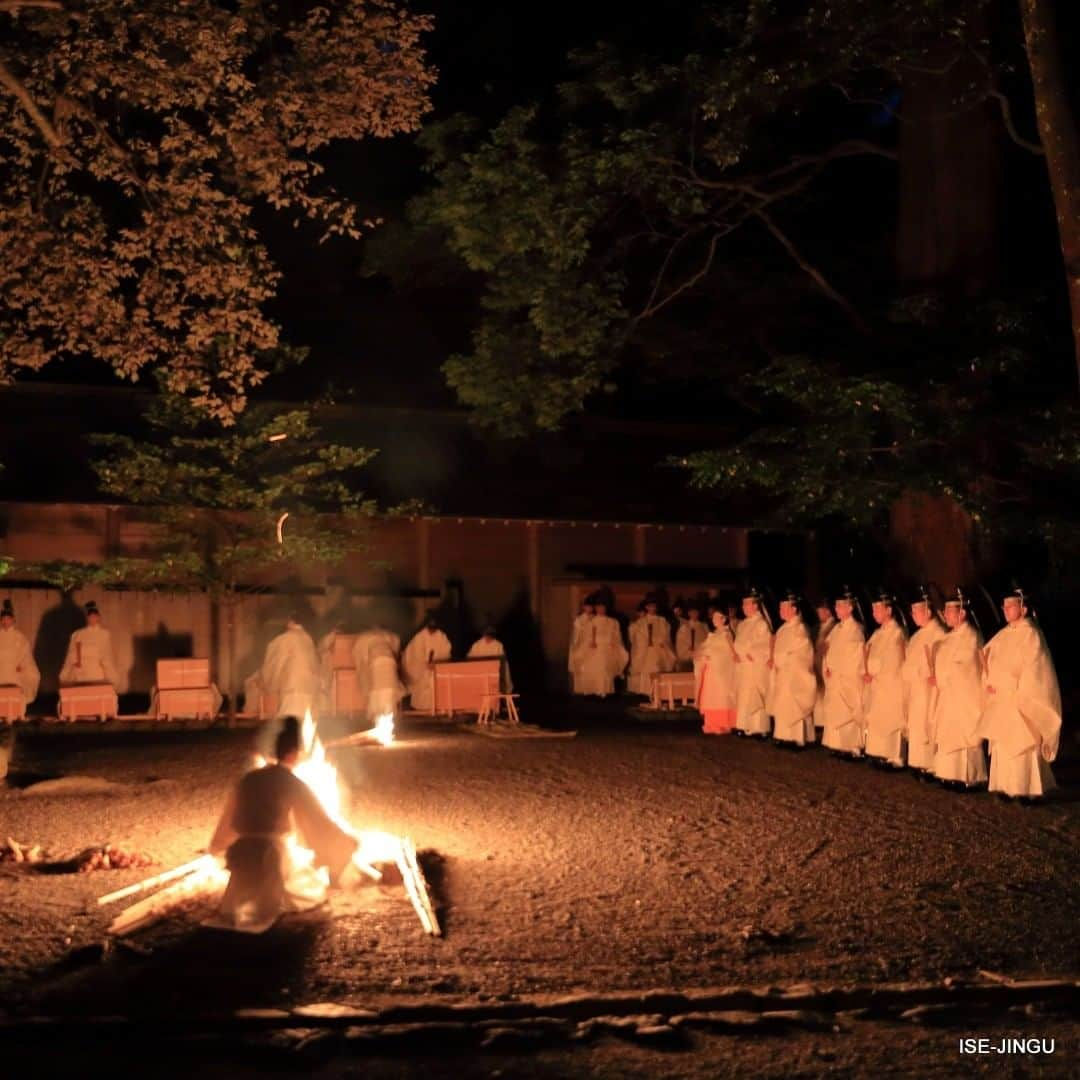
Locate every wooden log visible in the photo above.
<box><xmin>97</xmin><ymin>855</ymin><xmax>215</xmax><ymax>906</ymax></box>
<box><xmin>396</xmin><ymin>837</ymin><xmax>441</xmax><ymax>937</ymax></box>
<box><xmin>108</xmin><ymin>862</ymin><xmax>227</xmax><ymax>937</ymax></box>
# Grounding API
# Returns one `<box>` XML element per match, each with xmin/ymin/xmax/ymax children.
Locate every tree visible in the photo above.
<box><xmin>1018</xmin><ymin>0</ymin><xmax>1080</xmax><ymax>381</ymax></box>
<box><xmin>0</xmin><ymin>0</ymin><xmax>434</xmax><ymax>420</ymax></box>
<box><xmin>394</xmin><ymin>1</ymin><xmax>1046</xmax><ymax>438</ymax></box>
<box><xmin>23</xmin><ymin>391</ymin><xmax>409</xmax><ymax>705</ymax></box>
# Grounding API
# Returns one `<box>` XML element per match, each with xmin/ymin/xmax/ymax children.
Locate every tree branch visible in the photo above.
<box><xmin>753</xmin><ymin>209</ymin><xmax>869</xmax><ymax>334</ymax></box>
<box><xmin>635</xmin><ymin>229</ymin><xmax>724</xmax><ymax>321</ymax></box>
<box><xmin>987</xmin><ymin>87</ymin><xmax>1044</xmax><ymax>156</ymax></box>
<box><xmin>0</xmin><ymin>58</ymin><xmax>62</xmax><ymax>148</ymax></box>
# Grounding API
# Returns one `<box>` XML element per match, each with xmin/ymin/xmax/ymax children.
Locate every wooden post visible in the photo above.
<box><xmin>527</xmin><ymin>522</ymin><xmax>540</xmax><ymax>621</ymax></box>
<box><xmin>418</xmin><ymin>518</ymin><xmax>431</xmax><ymax>591</ymax></box>
<box><xmin>633</xmin><ymin>525</ymin><xmax>646</xmax><ymax>567</ymax></box>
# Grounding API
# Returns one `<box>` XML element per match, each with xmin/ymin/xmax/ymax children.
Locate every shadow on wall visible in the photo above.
<box><xmin>426</xmin><ymin>578</ymin><xmax>478</xmax><ymax>659</ymax></box>
<box><xmin>130</xmin><ymin>623</ymin><xmax>193</xmax><ymax>691</ymax></box>
<box><xmin>32</xmin><ymin>591</ymin><xmax>85</xmax><ymax>696</ymax></box>
<box><xmin>497</xmin><ymin>584</ymin><xmax>546</xmax><ymax>695</ymax></box>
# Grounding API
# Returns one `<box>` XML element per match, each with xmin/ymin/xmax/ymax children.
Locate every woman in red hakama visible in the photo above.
<box><xmin>697</xmin><ymin>610</ymin><xmax>737</xmax><ymax>734</ymax></box>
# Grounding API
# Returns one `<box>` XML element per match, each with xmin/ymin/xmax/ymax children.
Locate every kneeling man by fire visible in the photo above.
<box><xmin>208</xmin><ymin>716</ymin><xmax>358</xmax><ymax>933</ymax></box>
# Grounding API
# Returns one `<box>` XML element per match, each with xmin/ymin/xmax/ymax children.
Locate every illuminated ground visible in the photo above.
<box><xmin>1</xmin><ymin>707</ymin><xmax>1077</xmax><ymax>1073</ymax></box>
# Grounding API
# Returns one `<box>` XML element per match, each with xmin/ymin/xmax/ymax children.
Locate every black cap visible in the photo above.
<box><xmin>780</xmin><ymin>589</ymin><xmax>803</xmax><ymax>607</ymax></box>
<box><xmin>84</xmin><ymin>601</ymin><xmax>100</xmax><ymax>616</ymax></box>
<box><xmin>911</xmin><ymin>584</ymin><xmax>938</xmax><ymax>609</ymax></box>
<box><xmin>1002</xmin><ymin>582</ymin><xmax>1029</xmax><ymax>605</ymax></box>
<box><xmin>742</xmin><ymin>585</ymin><xmax>765</xmax><ymax>603</ymax></box>
<box><xmin>871</xmin><ymin>587</ymin><xmax>896</xmax><ymax>606</ymax></box>
<box><xmin>943</xmin><ymin>586</ymin><xmax>971</xmax><ymax>608</ymax></box>
<box><xmin>0</xmin><ymin>599</ymin><xmax>13</xmax><ymax>619</ymax></box>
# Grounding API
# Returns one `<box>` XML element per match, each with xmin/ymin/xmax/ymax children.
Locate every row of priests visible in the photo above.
<box><xmin>693</xmin><ymin>584</ymin><xmax>1063</xmax><ymax>801</ymax></box>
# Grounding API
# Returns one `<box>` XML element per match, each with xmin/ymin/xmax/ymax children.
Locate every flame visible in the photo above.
<box><xmin>262</xmin><ymin>709</ymin><xmax>400</xmax><ymax>880</ymax></box>
<box><xmin>372</xmin><ymin>712</ymin><xmax>395</xmax><ymax>747</ymax></box>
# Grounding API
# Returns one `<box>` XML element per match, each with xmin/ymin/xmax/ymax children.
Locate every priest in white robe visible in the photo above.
<box><xmin>977</xmin><ymin>586</ymin><xmax>1061</xmax><ymax>799</ymax></box>
<box><xmin>467</xmin><ymin>626</ymin><xmax>513</xmax><ymax>692</ymax></box>
<box><xmin>863</xmin><ymin>590</ymin><xmax>908</xmax><ymax>766</ymax></box>
<box><xmin>767</xmin><ymin>592</ymin><xmax>817</xmax><ymax>746</ymax></box>
<box><xmin>676</xmin><ymin>602</ymin><xmax>708</xmax><ymax>671</ymax></box>
<box><xmin>812</xmin><ymin>600</ymin><xmax>837</xmax><ymax>731</ymax></box>
<box><xmin>208</xmin><ymin>716</ymin><xmax>358</xmax><ymax>933</ymax></box>
<box><xmin>733</xmin><ymin>588</ymin><xmax>773</xmax><ymax>737</ymax></box>
<box><xmin>697</xmin><ymin>610</ymin><xmax>736</xmax><ymax>734</ymax></box>
<box><xmin>902</xmin><ymin>587</ymin><xmax>947</xmax><ymax>773</ymax></box>
<box><xmin>929</xmin><ymin>590</ymin><xmax>988</xmax><ymax>787</ymax></box>
<box><xmin>570</xmin><ymin>600</ymin><xmax>628</xmax><ymax>698</ymax></box>
<box><xmin>0</xmin><ymin>599</ymin><xmax>40</xmax><ymax>711</ymax></box>
<box><xmin>259</xmin><ymin>614</ymin><xmax>321</xmax><ymax>722</ymax></box>
<box><xmin>402</xmin><ymin>615</ymin><xmax>452</xmax><ymax>711</ymax></box>
<box><xmin>568</xmin><ymin>599</ymin><xmax>595</xmax><ymax>694</ymax></box>
<box><xmin>364</xmin><ymin>636</ymin><xmax>406</xmax><ymax>721</ymax></box>
<box><xmin>821</xmin><ymin>589</ymin><xmax>866</xmax><ymax>756</ymax></box>
<box><xmin>59</xmin><ymin>601</ymin><xmax>119</xmax><ymax>687</ymax></box>
<box><xmin>627</xmin><ymin>596</ymin><xmax>676</xmax><ymax>695</ymax></box>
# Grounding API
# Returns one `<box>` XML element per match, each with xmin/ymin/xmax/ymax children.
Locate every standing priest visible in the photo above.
<box><xmin>977</xmin><ymin>586</ymin><xmax>1062</xmax><ymax>800</ymax></box>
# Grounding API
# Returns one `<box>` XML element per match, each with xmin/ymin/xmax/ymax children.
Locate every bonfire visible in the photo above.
<box><xmin>100</xmin><ymin>710</ymin><xmax>439</xmax><ymax>937</ymax></box>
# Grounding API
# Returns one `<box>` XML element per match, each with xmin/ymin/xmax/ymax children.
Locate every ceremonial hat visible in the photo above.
<box><xmin>84</xmin><ymin>600</ymin><xmax>100</xmax><ymax>616</ymax></box>
<box><xmin>910</xmin><ymin>583</ymin><xmax>938</xmax><ymax>609</ymax></box>
<box><xmin>482</xmin><ymin>624</ymin><xmax>497</xmax><ymax>636</ymax></box>
<box><xmin>835</xmin><ymin>584</ymin><xmax>865</xmax><ymax>623</ymax></box>
<box><xmin>1002</xmin><ymin>582</ymin><xmax>1029</xmax><ymax>605</ymax></box>
<box><xmin>779</xmin><ymin>588</ymin><xmax>803</xmax><ymax>608</ymax></box>
<box><xmin>943</xmin><ymin>586</ymin><xmax>971</xmax><ymax>607</ymax></box>
<box><xmin>0</xmin><ymin>599</ymin><xmax>13</xmax><ymax>619</ymax></box>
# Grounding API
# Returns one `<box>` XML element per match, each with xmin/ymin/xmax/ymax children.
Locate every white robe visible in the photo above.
<box><xmin>467</xmin><ymin>636</ymin><xmax>513</xmax><ymax>693</ymax></box>
<box><xmin>627</xmin><ymin>614</ymin><xmax>675</xmax><ymax>694</ymax></box>
<box><xmin>402</xmin><ymin>628</ymin><xmax>451</xmax><ymax>710</ymax></box>
<box><xmin>733</xmin><ymin>613</ymin><xmax>773</xmax><ymax>735</ymax></box>
<box><xmin>570</xmin><ymin>614</ymin><xmax>628</xmax><ymax>698</ymax></box>
<box><xmin>365</xmin><ymin>639</ymin><xmax>405</xmax><ymax>719</ymax></box>
<box><xmin>768</xmin><ymin>618</ymin><xmax>817</xmax><ymax>745</ymax></box>
<box><xmin>930</xmin><ymin>621</ymin><xmax>987</xmax><ymax>784</ymax></box>
<box><xmin>696</xmin><ymin>628</ymin><xmax>736</xmax><ymax>714</ymax></box>
<box><xmin>60</xmin><ymin>625</ymin><xmax>119</xmax><ymax>687</ymax></box>
<box><xmin>676</xmin><ymin>619</ymin><xmax>708</xmax><ymax>671</ymax></box>
<box><xmin>821</xmin><ymin>617</ymin><xmax>865</xmax><ymax>753</ymax></box>
<box><xmin>977</xmin><ymin>618</ymin><xmax>1061</xmax><ymax>798</ymax></box>
<box><xmin>0</xmin><ymin>626</ymin><xmax>40</xmax><ymax>705</ymax></box>
<box><xmin>863</xmin><ymin>620</ymin><xmax>908</xmax><ymax>764</ymax></box>
<box><xmin>351</xmin><ymin>629</ymin><xmax>401</xmax><ymax>704</ymax></box>
<box><xmin>568</xmin><ymin>613</ymin><xmax>594</xmax><ymax>692</ymax></box>
<box><xmin>902</xmin><ymin>619</ymin><xmax>946</xmax><ymax>771</ymax></box>
<box><xmin>812</xmin><ymin>616</ymin><xmax>836</xmax><ymax>727</ymax></box>
<box><xmin>260</xmin><ymin>626</ymin><xmax>320</xmax><ymax>719</ymax></box>
<box><xmin>208</xmin><ymin>762</ymin><xmax>357</xmax><ymax>934</ymax></box>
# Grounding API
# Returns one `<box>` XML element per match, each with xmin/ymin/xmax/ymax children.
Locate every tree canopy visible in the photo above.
<box><xmin>0</xmin><ymin>0</ymin><xmax>434</xmax><ymax>420</ymax></box>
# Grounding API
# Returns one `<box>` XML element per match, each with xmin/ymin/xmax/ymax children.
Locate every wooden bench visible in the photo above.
<box><xmin>155</xmin><ymin>658</ymin><xmax>218</xmax><ymax>721</ymax></box>
<box><xmin>59</xmin><ymin>684</ymin><xmax>118</xmax><ymax>722</ymax></box>
<box><xmin>650</xmin><ymin>671</ymin><xmax>697</xmax><ymax>710</ymax></box>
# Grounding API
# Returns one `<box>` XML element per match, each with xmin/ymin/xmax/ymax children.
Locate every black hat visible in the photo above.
<box><xmin>835</xmin><ymin>585</ymin><xmax>864</xmax><ymax>623</ymax></box>
<box><xmin>482</xmin><ymin>624</ymin><xmax>497</xmax><ymax>636</ymax></box>
<box><xmin>1002</xmin><ymin>583</ymin><xmax>1029</xmax><ymax>605</ymax></box>
<box><xmin>84</xmin><ymin>600</ymin><xmax>100</xmax><ymax>616</ymax></box>
<box><xmin>0</xmin><ymin>599</ymin><xmax>13</xmax><ymax>619</ymax></box>
<box><xmin>943</xmin><ymin>586</ymin><xmax>972</xmax><ymax>608</ymax></box>
<box><xmin>871</xmin><ymin>587</ymin><xmax>896</xmax><ymax>606</ymax></box>
<box><xmin>742</xmin><ymin>585</ymin><xmax>766</xmax><ymax>603</ymax></box>
<box><xmin>643</xmin><ymin>592</ymin><xmax>660</xmax><ymax>607</ymax></box>
<box><xmin>911</xmin><ymin>584</ymin><xmax>939</xmax><ymax>610</ymax></box>
<box><xmin>780</xmin><ymin>588</ymin><xmax>803</xmax><ymax>607</ymax></box>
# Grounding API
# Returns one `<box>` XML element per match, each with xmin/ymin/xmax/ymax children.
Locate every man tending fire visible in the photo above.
<box><xmin>208</xmin><ymin>716</ymin><xmax>358</xmax><ymax>933</ymax></box>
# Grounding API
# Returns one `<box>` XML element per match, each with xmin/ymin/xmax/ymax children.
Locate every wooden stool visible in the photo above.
<box><xmin>478</xmin><ymin>693</ymin><xmax>520</xmax><ymax>725</ymax></box>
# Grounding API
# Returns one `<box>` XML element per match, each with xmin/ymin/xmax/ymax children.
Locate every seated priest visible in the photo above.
<box><xmin>208</xmin><ymin>716</ymin><xmax>358</xmax><ymax>933</ymax></box>
<box><xmin>0</xmin><ymin>599</ymin><xmax>40</xmax><ymax>710</ymax></box>
<box><xmin>467</xmin><ymin>625</ymin><xmax>513</xmax><ymax>692</ymax></box>
<box><xmin>59</xmin><ymin>601</ymin><xmax>119</xmax><ymax>687</ymax></box>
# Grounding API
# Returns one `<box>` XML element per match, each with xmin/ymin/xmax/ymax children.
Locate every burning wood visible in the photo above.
<box><xmin>325</xmin><ymin>713</ymin><xmax>395</xmax><ymax>750</ymax></box>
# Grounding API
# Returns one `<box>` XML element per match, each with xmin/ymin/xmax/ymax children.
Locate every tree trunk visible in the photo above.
<box><xmin>896</xmin><ymin>45</ymin><xmax>1002</xmax><ymax>293</ymax></box>
<box><xmin>891</xmin><ymin>34</ymin><xmax>1003</xmax><ymax>582</ymax></box>
<box><xmin>889</xmin><ymin>491</ymin><xmax>975</xmax><ymax>588</ymax></box>
<box><xmin>1019</xmin><ymin>0</ymin><xmax>1080</xmax><ymax>384</ymax></box>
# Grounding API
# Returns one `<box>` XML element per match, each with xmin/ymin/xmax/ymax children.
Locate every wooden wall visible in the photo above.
<box><xmin>0</xmin><ymin>502</ymin><xmax>756</xmax><ymax>706</ymax></box>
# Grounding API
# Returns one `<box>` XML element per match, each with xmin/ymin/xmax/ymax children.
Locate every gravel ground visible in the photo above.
<box><xmin>1</xmin><ymin>703</ymin><xmax>1077</xmax><ymax>1072</ymax></box>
